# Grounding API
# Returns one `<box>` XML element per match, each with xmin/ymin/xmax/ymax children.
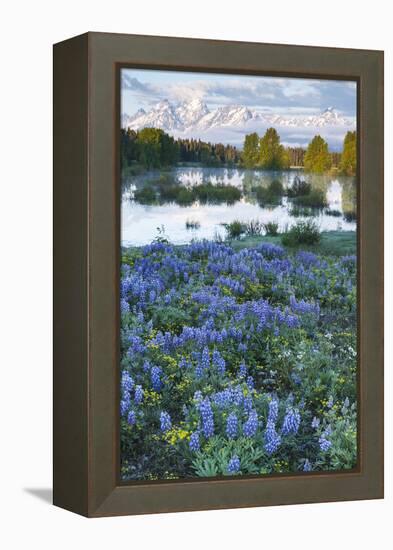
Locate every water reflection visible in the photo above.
<box><xmin>122</xmin><ymin>167</ymin><xmax>356</xmax><ymax>246</ymax></box>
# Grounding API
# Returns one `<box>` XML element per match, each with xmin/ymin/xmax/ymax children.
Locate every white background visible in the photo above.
<box><xmin>0</xmin><ymin>1</ymin><xmax>391</xmax><ymax>548</ymax></box>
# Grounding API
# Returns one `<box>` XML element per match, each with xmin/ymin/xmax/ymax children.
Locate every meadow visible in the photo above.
<box><xmin>120</xmin><ymin>233</ymin><xmax>357</xmax><ymax>480</ymax></box>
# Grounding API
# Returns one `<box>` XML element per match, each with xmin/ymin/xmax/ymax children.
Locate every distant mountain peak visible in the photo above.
<box><xmin>122</xmin><ymin>99</ymin><xmax>354</xmax><ymax>134</ymax></box>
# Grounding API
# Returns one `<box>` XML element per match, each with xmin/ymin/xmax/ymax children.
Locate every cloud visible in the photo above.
<box><xmin>121</xmin><ymin>73</ymin><xmax>163</xmax><ymax>105</ymax></box>
<box><xmin>121</xmin><ymin>70</ymin><xmax>357</xmax><ymax>118</ymax></box>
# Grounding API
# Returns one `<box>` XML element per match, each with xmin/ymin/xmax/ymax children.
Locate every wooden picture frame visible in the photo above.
<box><xmin>53</xmin><ymin>32</ymin><xmax>383</xmax><ymax>517</ymax></box>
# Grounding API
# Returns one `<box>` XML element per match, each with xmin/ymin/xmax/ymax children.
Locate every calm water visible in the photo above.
<box><xmin>121</xmin><ymin>166</ymin><xmax>356</xmax><ymax>246</ymax></box>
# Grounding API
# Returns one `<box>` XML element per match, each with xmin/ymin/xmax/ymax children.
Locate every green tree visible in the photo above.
<box><xmin>304</xmin><ymin>135</ymin><xmax>332</xmax><ymax>173</ymax></box>
<box><xmin>242</xmin><ymin>132</ymin><xmax>260</xmax><ymax>167</ymax></box>
<box><xmin>137</xmin><ymin>127</ymin><xmax>163</xmax><ymax>168</ymax></box>
<box><xmin>259</xmin><ymin>128</ymin><xmax>290</xmax><ymax>170</ymax></box>
<box><xmin>340</xmin><ymin>131</ymin><xmax>357</xmax><ymax>175</ymax></box>
<box><xmin>136</xmin><ymin>127</ymin><xmax>179</xmax><ymax>168</ymax></box>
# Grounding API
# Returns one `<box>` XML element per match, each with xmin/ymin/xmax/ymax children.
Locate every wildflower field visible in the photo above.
<box><xmin>120</xmin><ymin>239</ymin><xmax>357</xmax><ymax>480</ymax></box>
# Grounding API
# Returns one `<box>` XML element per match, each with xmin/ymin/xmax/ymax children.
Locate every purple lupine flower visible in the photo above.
<box><xmin>267</xmin><ymin>397</ymin><xmax>279</xmax><ymax>424</ymax></box>
<box><xmin>151</xmin><ymin>366</ymin><xmax>162</xmax><ymax>391</ymax></box>
<box><xmin>134</xmin><ymin>384</ymin><xmax>144</xmax><ymax>405</ymax></box>
<box><xmin>199</xmin><ymin>398</ymin><xmax>214</xmax><ymax>438</ymax></box>
<box><xmin>212</xmin><ymin>349</ymin><xmax>226</xmax><ymax>376</ymax></box>
<box><xmin>281</xmin><ymin>407</ymin><xmax>301</xmax><ymax>435</ymax></box>
<box><xmin>127</xmin><ymin>409</ymin><xmax>136</xmax><ymax>425</ymax></box>
<box><xmin>238</xmin><ymin>362</ymin><xmax>247</xmax><ymax>378</ymax></box>
<box><xmin>319</xmin><ymin>434</ymin><xmax>332</xmax><ymax>452</ymax></box>
<box><xmin>243</xmin><ymin>410</ymin><xmax>258</xmax><ymax>437</ymax></box>
<box><xmin>227</xmin><ymin>455</ymin><xmax>241</xmax><ymax>474</ymax></box>
<box><xmin>226</xmin><ymin>412</ymin><xmax>238</xmax><ymax>439</ymax></box>
<box><xmin>311</xmin><ymin>416</ymin><xmax>320</xmax><ymax>429</ymax></box>
<box><xmin>264</xmin><ymin>421</ymin><xmax>281</xmax><ymax>454</ymax></box>
<box><xmin>121</xmin><ymin>371</ymin><xmax>134</xmax><ymax>393</ymax></box>
<box><xmin>246</xmin><ymin>375</ymin><xmax>254</xmax><ymax>390</ymax></box>
<box><xmin>189</xmin><ymin>432</ymin><xmax>200</xmax><ymax>452</ymax></box>
<box><xmin>160</xmin><ymin>411</ymin><xmax>172</xmax><ymax>433</ymax></box>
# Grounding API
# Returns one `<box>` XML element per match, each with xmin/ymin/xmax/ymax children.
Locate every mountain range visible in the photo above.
<box><xmin>121</xmin><ymin>99</ymin><xmax>355</xmax><ymax>135</ymax></box>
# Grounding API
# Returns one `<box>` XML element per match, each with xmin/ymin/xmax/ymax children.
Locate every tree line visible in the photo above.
<box><xmin>242</xmin><ymin>128</ymin><xmax>356</xmax><ymax>175</ymax></box>
<box><xmin>121</xmin><ymin>126</ymin><xmax>356</xmax><ymax>175</ymax></box>
<box><xmin>121</xmin><ymin>127</ymin><xmax>240</xmax><ymax>169</ymax></box>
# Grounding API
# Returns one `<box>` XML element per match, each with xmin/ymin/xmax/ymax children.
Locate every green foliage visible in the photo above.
<box><xmin>324</xmin><ymin>209</ymin><xmax>342</xmax><ymax>217</ymax></box>
<box><xmin>263</xmin><ymin>222</ymin><xmax>279</xmax><ymax>236</ymax></box>
<box><xmin>286</xmin><ymin>147</ymin><xmax>306</xmax><ymax>167</ymax></box>
<box><xmin>289</xmin><ymin>205</ymin><xmax>316</xmax><ymax>218</ymax></box>
<box><xmin>256</xmin><ymin>180</ymin><xmax>284</xmax><ymax>205</ymax></box>
<box><xmin>136</xmin><ymin>127</ymin><xmax>179</xmax><ymax>169</ymax></box>
<box><xmin>223</xmin><ymin>219</ymin><xmax>274</xmax><ymax>239</ymax></box>
<box><xmin>178</xmin><ymin>137</ymin><xmax>240</xmax><ymax>165</ymax></box>
<box><xmin>340</xmin><ymin>131</ymin><xmax>357</xmax><ymax>176</ymax></box>
<box><xmin>121</xmin><ymin>128</ymin><xmax>241</xmax><ymax>169</ymax></box>
<box><xmin>242</xmin><ymin>132</ymin><xmax>260</xmax><ymax>168</ymax></box>
<box><xmin>194</xmin><ymin>183</ymin><xmax>241</xmax><ymax>204</ymax></box>
<box><xmin>134</xmin><ymin>180</ymin><xmax>241</xmax><ymax>207</ymax></box>
<box><xmin>286</xmin><ymin>176</ymin><xmax>311</xmax><ymax>197</ymax></box>
<box><xmin>304</xmin><ymin>135</ymin><xmax>332</xmax><ymax>174</ymax></box>
<box><xmin>292</xmin><ymin>189</ymin><xmax>327</xmax><ymax>208</ymax></box>
<box><xmin>120</xmin><ymin>238</ymin><xmax>357</xmax><ymax>480</ymax></box>
<box><xmin>133</xmin><ymin>186</ymin><xmax>156</xmax><ymax>204</ymax></box>
<box><xmin>282</xmin><ymin>220</ymin><xmax>321</xmax><ymax>246</ymax></box>
<box><xmin>241</xmin><ymin>128</ymin><xmax>289</xmax><ymax>170</ymax></box>
<box><xmin>244</xmin><ymin>219</ymin><xmax>264</xmax><ymax>236</ymax></box>
<box><xmin>259</xmin><ymin>128</ymin><xmax>290</xmax><ymax>170</ymax></box>
<box><xmin>223</xmin><ymin>220</ymin><xmax>245</xmax><ymax>239</ymax></box>
<box><xmin>192</xmin><ymin>437</ymin><xmax>266</xmax><ymax>477</ymax></box>
<box><xmin>176</xmin><ymin>188</ymin><xmax>195</xmax><ymax>205</ymax></box>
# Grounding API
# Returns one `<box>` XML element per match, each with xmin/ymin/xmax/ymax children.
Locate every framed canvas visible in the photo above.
<box><xmin>53</xmin><ymin>32</ymin><xmax>384</xmax><ymax>517</ymax></box>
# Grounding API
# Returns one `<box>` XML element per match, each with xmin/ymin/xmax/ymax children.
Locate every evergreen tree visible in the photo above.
<box><xmin>304</xmin><ymin>135</ymin><xmax>332</xmax><ymax>173</ymax></box>
<box><xmin>259</xmin><ymin>128</ymin><xmax>290</xmax><ymax>170</ymax></box>
<box><xmin>242</xmin><ymin>132</ymin><xmax>260</xmax><ymax>167</ymax></box>
<box><xmin>340</xmin><ymin>131</ymin><xmax>357</xmax><ymax>175</ymax></box>
<box><xmin>286</xmin><ymin>147</ymin><xmax>306</xmax><ymax>167</ymax></box>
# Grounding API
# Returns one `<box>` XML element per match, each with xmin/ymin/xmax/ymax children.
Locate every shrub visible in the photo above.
<box><xmin>245</xmin><ymin>219</ymin><xmax>264</xmax><ymax>236</ymax></box>
<box><xmin>194</xmin><ymin>183</ymin><xmax>241</xmax><ymax>204</ymax></box>
<box><xmin>289</xmin><ymin>205</ymin><xmax>316</xmax><ymax>218</ymax></box>
<box><xmin>324</xmin><ymin>209</ymin><xmax>342</xmax><ymax>217</ymax></box>
<box><xmin>134</xmin><ymin>186</ymin><xmax>156</xmax><ymax>204</ymax></box>
<box><xmin>292</xmin><ymin>189</ymin><xmax>327</xmax><ymax>208</ymax></box>
<box><xmin>287</xmin><ymin>177</ymin><xmax>311</xmax><ymax>198</ymax></box>
<box><xmin>256</xmin><ymin>180</ymin><xmax>284</xmax><ymax>206</ymax></box>
<box><xmin>158</xmin><ymin>185</ymin><xmax>182</xmax><ymax>202</ymax></box>
<box><xmin>223</xmin><ymin>220</ymin><xmax>245</xmax><ymax>239</ymax></box>
<box><xmin>343</xmin><ymin>210</ymin><xmax>357</xmax><ymax>222</ymax></box>
<box><xmin>263</xmin><ymin>222</ymin><xmax>279</xmax><ymax>236</ymax></box>
<box><xmin>176</xmin><ymin>188</ymin><xmax>195</xmax><ymax>205</ymax></box>
<box><xmin>281</xmin><ymin>220</ymin><xmax>321</xmax><ymax>246</ymax></box>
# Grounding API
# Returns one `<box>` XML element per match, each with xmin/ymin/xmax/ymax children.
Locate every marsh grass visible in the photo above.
<box><xmin>289</xmin><ymin>205</ymin><xmax>317</xmax><ymax>218</ymax></box>
<box><xmin>263</xmin><ymin>222</ymin><xmax>279</xmax><ymax>236</ymax></box>
<box><xmin>281</xmin><ymin>220</ymin><xmax>321</xmax><ymax>246</ymax></box>
<box><xmin>255</xmin><ymin>180</ymin><xmax>284</xmax><ymax>206</ymax></box>
<box><xmin>324</xmin><ymin>208</ymin><xmax>342</xmax><ymax>217</ymax></box>
<box><xmin>292</xmin><ymin>189</ymin><xmax>327</xmax><ymax>208</ymax></box>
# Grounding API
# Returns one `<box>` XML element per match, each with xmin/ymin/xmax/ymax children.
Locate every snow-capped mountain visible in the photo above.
<box><xmin>175</xmin><ymin>98</ymin><xmax>210</xmax><ymax>128</ymax></box>
<box><xmin>122</xmin><ymin>100</ymin><xmax>354</xmax><ymax>134</ymax></box>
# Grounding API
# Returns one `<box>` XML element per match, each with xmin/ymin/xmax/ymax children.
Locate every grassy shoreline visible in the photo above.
<box><xmin>122</xmin><ymin>230</ymin><xmax>356</xmax><ymax>258</ymax></box>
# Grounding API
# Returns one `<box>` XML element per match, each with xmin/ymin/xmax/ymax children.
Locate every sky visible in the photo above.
<box><xmin>121</xmin><ymin>68</ymin><xmax>357</xmax><ymax>149</ymax></box>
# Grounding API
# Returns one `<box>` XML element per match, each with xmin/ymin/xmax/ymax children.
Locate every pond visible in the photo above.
<box><xmin>121</xmin><ymin>166</ymin><xmax>356</xmax><ymax>246</ymax></box>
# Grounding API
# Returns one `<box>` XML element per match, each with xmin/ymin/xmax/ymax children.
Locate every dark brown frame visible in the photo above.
<box><xmin>53</xmin><ymin>32</ymin><xmax>384</xmax><ymax>517</ymax></box>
